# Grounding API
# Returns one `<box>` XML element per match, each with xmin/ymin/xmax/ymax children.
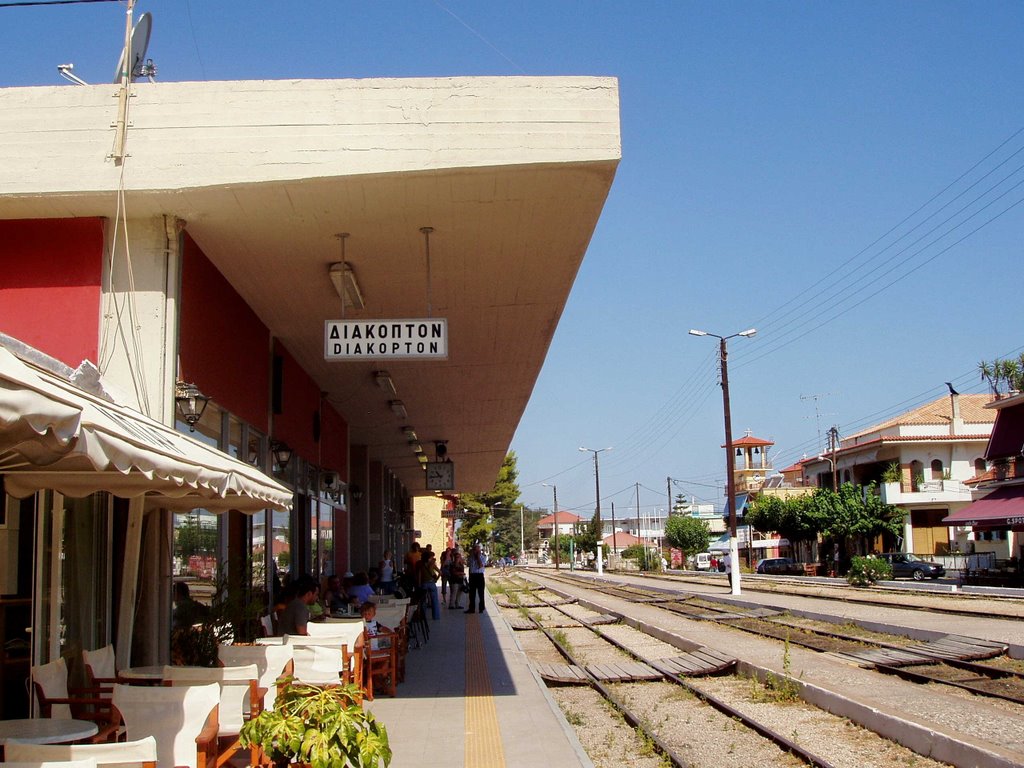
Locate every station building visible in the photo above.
<box><xmin>0</xmin><ymin>74</ymin><xmax>620</xmax><ymax>714</ymax></box>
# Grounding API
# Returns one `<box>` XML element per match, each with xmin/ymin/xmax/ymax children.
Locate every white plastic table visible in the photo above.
<box><xmin>117</xmin><ymin>665</ymin><xmax>166</xmax><ymax>683</ymax></box>
<box><xmin>0</xmin><ymin>718</ymin><xmax>99</xmax><ymax>745</ymax></box>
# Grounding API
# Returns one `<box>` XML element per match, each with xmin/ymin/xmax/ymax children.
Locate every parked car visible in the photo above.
<box><xmin>878</xmin><ymin>552</ymin><xmax>945</xmax><ymax>580</ymax></box>
<box><xmin>755</xmin><ymin>557</ymin><xmax>805</xmax><ymax>575</ymax></box>
<box><xmin>693</xmin><ymin>552</ymin><xmax>712</xmax><ymax>571</ymax></box>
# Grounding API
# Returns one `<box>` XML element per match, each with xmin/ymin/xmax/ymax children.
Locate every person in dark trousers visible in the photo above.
<box><xmin>465</xmin><ymin>542</ymin><xmax>486</xmax><ymax>614</ymax></box>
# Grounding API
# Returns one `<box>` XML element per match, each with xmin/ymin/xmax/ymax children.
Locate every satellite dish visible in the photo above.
<box><xmin>113</xmin><ymin>12</ymin><xmax>153</xmax><ymax>84</ymax></box>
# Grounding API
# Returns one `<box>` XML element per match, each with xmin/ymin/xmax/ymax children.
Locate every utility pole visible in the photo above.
<box><xmin>689</xmin><ymin>327</ymin><xmax>756</xmax><ymax>596</ymax></box>
<box><xmin>610</xmin><ymin>501</ymin><xmax>618</xmax><ymax>566</ymax></box>
<box><xmin>542</xmin><ymin>483</ymin><xmax>560</xmax><ymax>570</ymax></box>
<box><xmin>636</xmin><ymin>481</ymin><xmax>644</xmax><ymax>569</ymax></box>
<box><xmin>829</xmin><ymin>425</ymin><xmax>840</xmax><ymax>490</ymax></box>
<box><xmin>667</xmin><ymin>476</ymin><xmax>673</xmax><ymax>516</ymax></box>
<box><xmin>580</xmin><ymin>446</ymin><xmax>612</xmax><ymax>575</ymax></box>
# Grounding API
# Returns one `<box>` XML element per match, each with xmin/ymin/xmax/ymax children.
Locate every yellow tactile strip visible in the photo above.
<box><xmin>464</xmin><ymin>614</ymin><xmax>506</xmax><ymax>768</ymax></box>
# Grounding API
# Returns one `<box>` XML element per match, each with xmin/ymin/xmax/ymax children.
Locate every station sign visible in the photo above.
<box><xmin>325</xmin><ymin>319</ymin><xmax>448</xmax><ymax>360</ymax></box>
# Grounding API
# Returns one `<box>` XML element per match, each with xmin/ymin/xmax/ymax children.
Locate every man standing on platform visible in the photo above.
<box><xmin>465</xmin><ymin>542</ymin><xmax>486</xmax><ymax>614</ymax></box>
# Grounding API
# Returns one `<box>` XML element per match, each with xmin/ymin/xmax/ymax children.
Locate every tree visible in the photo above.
<box><xmin>746</xmin><ymin>493</ymin><xmax>819</xmax><ymax>546</ymax></box>
<box><xmin>663</xmin><ymin>515</ymin><xmax>711</xmax><ymax>561</ymax></box>
<box><xmin>457</xmin><ymin>452</ymin><xmax>522</xmax><ymax>552</ymax></box>
<box><xmin>979</xmin><ymin>354</ymin><xmax>1024</xmax><ymax>397</ymax></box>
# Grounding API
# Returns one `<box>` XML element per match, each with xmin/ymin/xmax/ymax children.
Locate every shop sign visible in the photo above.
<box><xmin>325</xmin><ymin>319</ymin><xmax>448</xmax><ymax>360</ymax></box>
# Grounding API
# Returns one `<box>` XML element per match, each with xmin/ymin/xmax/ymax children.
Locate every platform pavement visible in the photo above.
<box><xmin>365</xmin><ymin>588</ymin><xmax>594</xmax><ymax>768</ymax></box>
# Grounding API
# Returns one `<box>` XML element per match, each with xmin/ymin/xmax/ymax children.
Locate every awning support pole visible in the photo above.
<box><xmin>116</xmin><ymin>497</ymin><xmax>145</xmax><ymax>671</ymax></box>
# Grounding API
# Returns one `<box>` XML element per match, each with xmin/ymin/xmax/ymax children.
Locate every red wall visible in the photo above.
<box><xmin>0</xmin><ymin>218</ymin><xmax>103</xmax><ymax>367</ymax></box>
<box><xmin>179</xmin><ymin>235</ymin><xmax>270</xmax><ymax>431</ymax></box>
<box><xmin>272</xmin><ymin>341</ymin><xmax>348</xmax><ymax>480</ymax></box>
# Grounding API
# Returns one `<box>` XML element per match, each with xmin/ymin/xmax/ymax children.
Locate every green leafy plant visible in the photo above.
<box><xmin>847</xmin><ymin>555</ymin><xmax>892</xmax><ymax>586</ymax></box>
<box><xmin>239</xmin><ymin>683</ymin><xmax>391</xmax><ymax>768</ymax></box>
<box><xmin>881</xmin><ymin>462</ymin><xmax>902</xmax><ymax>484</ymax></box>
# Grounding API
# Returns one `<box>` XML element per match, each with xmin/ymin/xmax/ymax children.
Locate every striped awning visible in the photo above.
<box><xmin>0</xmin><ymin>344</ymin><xmax>291</xmax><ymax>513</ymax></box>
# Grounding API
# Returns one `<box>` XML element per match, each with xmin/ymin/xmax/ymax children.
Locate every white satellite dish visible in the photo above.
<box><xmin>113</xmin><ymin>12</ymin><xmax>153</xmax><ymax>84</ymax></box>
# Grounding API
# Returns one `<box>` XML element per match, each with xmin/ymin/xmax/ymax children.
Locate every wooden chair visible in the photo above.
<box><xmin>6</xmin><ymin>736</ymin><xmax>158</xmax><ymax>768</ymax></box>
<box><xmin>81</xmin><ymin>646</ymin><xmax>117</xmax><ymax>692</ymax></box>
<box><xmin>31</xmin><ymin>658</ymin><xmax>117</xmax><ymax>743</ymax></box>
<box><xmin>163</xmin><ymin>665</ymin><xmax>261</xmax><ymax>768</ymax></box>
<box><xmin>361</xmin><ymin>628</ymin><xmax>397</xmax><ymax>700</ymax></box>
<box><xmin>284</xmin><ymin>635</ymin><xmax>359</xmax><ymax>686</ymax></box>
<box><xmin>111</xmin><ymin>682</ymin><xmax>219</xmax><ymax>768</ymax></box>
<box><xmin>289</xmin><ymin>623</ymin><xmax>365</xmax><ymax>685</ymax></box>
<box><xmin>217</xmin><ymin>643</ymin><xmax>293</xmax><ymax>711</ymax></box>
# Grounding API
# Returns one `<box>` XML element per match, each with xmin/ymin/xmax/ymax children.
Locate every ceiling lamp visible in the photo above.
<box><xmin>329</xmin><ymin>234</ymin><xmax>364</xmax><ymax>311</ymax></box>
<box><xmin>401</xmin><ymin>426</ymin><xmax>417</xmax><ymax>440</ymax></box>
<box><xmin>374</xmin><ymin>371</ymin><xmax>397</xmax><ymax>395</ymax></box>
<box><xmin>174</xmin><ymin>381</ymin><xmax>209</xmax><ymax>432</ymax></box>
<box><xmin>389</xmin><ymin>400</ymin><xmax>408</xmax><ymax>420</ymax></box>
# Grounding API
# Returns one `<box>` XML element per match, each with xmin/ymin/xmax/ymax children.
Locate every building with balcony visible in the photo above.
<box><xmin>941</xmin><ymin>392</ymin><xmax>1024</xmax><ymax>567</ymax></box>
<box><xmin>801</xmin><ymin>392</ymin><xmax>995</xmax><ymax>556</ymax></box>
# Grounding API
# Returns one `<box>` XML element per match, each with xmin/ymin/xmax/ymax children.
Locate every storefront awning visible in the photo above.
<box><xmin>0</xmin><ymin>345</ymin><xmax>292</xmax><ymax>513</ymax></box>
<box><xmin>941</xmin><ymin>486</ymin><xmax>1024</xmax><ymax>528</ymax></box>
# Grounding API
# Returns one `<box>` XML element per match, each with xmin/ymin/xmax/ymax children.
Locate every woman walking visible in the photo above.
<box><xmin>439</xmin><ymin>547</ymin><xmax>452</xmax><ymax>601</ymax></box>
<box><xmin>447</xmin><ymin>545</ymin><xmax>466</xmax><ymax>609</ymax></box>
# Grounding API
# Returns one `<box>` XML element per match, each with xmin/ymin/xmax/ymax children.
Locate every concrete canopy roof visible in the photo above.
<box><xmin>0</xmin><ymin>76</ymin><xmax>621</xmax><ymax>495</ymax></box>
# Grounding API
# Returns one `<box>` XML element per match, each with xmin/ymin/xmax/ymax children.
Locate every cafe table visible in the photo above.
<box><xmin>0</xmin><ymin>718</ymin><xmax>99</xmax><ymax>753</ymax></box>
<box><xmin>116</xmin><ymin>665</ymin><xmax>166</xmax><ymax>684</ymax></box>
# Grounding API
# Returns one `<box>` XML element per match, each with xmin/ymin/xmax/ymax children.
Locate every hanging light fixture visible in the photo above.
<box><xmin>271</xmin><ymin>441</ymin><xmax>293</xmax><ymax>471</ymax></box>
<box><xmin>174</xmin><ymin>381</ymin><xmax>209</xmax><ymax>432</ymax></box>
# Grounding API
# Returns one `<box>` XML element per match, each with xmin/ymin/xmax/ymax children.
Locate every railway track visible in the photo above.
<box><xmin>510</xmin><ymin>585</ymin><xmax>839</xmax><ymax>768</ymax></box>
<box><xmin>495</xmin><ymin>576</ymin><xmax>963</xmax><ymax>768</ymax></box>
<box><xmin>534</xmin><ymin>570</ymin><xmax>1024</xmax><ymax>708</ymax></box>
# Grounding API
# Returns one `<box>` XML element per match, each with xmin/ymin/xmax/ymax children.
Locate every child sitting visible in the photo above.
<box><xmin>360</xmin><ymin>601</ymin><xmax>393</xmax><ymax>650</ymax></box>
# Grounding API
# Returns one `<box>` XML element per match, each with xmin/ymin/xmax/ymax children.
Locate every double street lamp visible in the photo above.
<box><xmin>579</xmin><ymin>446</ymin><xmax>612</xmax><ymax>574</ymax></box>
<box><xmin>689</xmin><ymin>327</ymin><xmax>756</xmax><ymax>596</ymax></box>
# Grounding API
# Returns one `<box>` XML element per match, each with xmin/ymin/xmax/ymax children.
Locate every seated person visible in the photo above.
<box><xmin>346</xmin><ymin>572</ymin><xmax>375</xmax><ymax>605</ymax></box>
<box><xmin>322</xmin><ymin>574</ymin><xmax>348</xmax><ymax>615</ymax></box>
<box><xmin>360</xmin><ymin>601</ymin><xmax>393</xmax><ymax>650</ymax></box>
<box><xmin>278</xmin><ymin>575</ymin><xmax>319</xmax><ymax>636</ymax></box>
<box><xmin>172</xmin><ymin>581</ymin><xmax>209</xmax><ymax>630</ymax></box>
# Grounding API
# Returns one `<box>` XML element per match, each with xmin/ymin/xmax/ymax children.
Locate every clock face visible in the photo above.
<box><xmin>426</xmin><ymin>461</ymin><xmax>454</xmax><ymax>490</ymax></box>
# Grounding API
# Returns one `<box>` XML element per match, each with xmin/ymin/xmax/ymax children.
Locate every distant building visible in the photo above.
<box><xmin>941</xmin><ymin>392</ymin><xmax>1024</xmax><ymax>563</ymax></box>
<box><xmin>802</xmin><ymin>392</ymin><xmax>995</xmax><ymax>556</ymax></box>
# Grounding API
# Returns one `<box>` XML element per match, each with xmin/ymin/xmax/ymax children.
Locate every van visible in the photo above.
<box><xmin>694</xmin><ymin>552</ymin><xmax>711</xmax><ymax>570</ymax></box>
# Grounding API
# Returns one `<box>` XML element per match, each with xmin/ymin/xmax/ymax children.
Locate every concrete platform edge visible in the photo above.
<box><xmin>739</xmin><ymin>661</ymin><xmax>1024</xmax><ymax>768</ymax></box>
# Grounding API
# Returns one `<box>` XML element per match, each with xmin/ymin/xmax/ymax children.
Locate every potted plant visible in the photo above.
<box><xmin>240</xmin><ymin>682</ymin><xmax>391</xmax><ymax>768</ymax></box>
<box><xmin>880</xmin><ymin>462</ymin><xmax>902</xmax><ymax>501</ymax></box>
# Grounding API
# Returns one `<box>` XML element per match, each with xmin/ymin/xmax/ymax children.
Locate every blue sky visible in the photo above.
<box><xmin>3</xmin><ymin>1</ymin><xmax>1023</xmax><ymax>519</ymax></box>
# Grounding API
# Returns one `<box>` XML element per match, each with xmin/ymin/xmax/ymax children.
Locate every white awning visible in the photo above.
<box><xmin>0</xmin><ymin>345</ymin><xmax>291</xmax><ymax>513</ymax></box>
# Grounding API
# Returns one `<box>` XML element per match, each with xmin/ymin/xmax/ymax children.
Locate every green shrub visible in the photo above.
<box><xmin>847</xmin><ymin>555</ymin><xmax>892</xmax><ymax>586</ymax></box>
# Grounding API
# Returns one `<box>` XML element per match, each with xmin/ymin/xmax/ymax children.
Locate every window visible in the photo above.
<box><xmin>974</xmin><ymin>458</ymin><xmax>987</xmax><ymax>475</ymax></box>
<box><xmin>930</xmin><ymin>459</ymin><xmax>943</xmax><ymax>480</ymax></box>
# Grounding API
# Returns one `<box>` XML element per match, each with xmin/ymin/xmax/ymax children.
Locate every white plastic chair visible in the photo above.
<box><xmin>111</xmin><ymin>683</ymin><xmax>219</xmax><ymax>768</ymax></box>
<box><xmin>217</xmin><ymin>644</ymin><xmax>293</xmax><ymax>710</ymax></box>
<box><xmin>31</xmin><ymin>658</ymin><xmax>116</xmax><ymax>742</ymax></box>
<box><xmin>5</xmin><ymin>736</ymin><xmax>158</xmax><ymax>768</ymax></box>
<box><xmin>163</xmin><ymin>665</ymin><xmax>259</xmax><ymax>768</ymax></box>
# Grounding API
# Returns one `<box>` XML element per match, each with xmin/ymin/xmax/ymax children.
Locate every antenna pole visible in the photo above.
<box><xmin>111</xmin><ymin>0</ymin><xmax>135</xmax><ymax>165</ymax></box>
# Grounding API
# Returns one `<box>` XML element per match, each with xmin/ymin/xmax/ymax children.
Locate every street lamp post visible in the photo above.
<box><xmin>689</xmin><ymin>327</ymin><xmax>756</xmax><ymax>596</ymax></box>
<box><xmin>542</xmin><ymin>483</ymin><xmax>560</xmax><ymax>570</ymax></box>
<box><xmin>579</xmin><ymin>446</ymin><xmax>612</xmax><ymax>575</ymax></box>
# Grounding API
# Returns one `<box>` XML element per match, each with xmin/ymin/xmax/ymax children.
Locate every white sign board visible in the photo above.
<box><xmin>325</xmin><ymin>319</ymin><xmax>448</xmax><ymax>360</ymax></box>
